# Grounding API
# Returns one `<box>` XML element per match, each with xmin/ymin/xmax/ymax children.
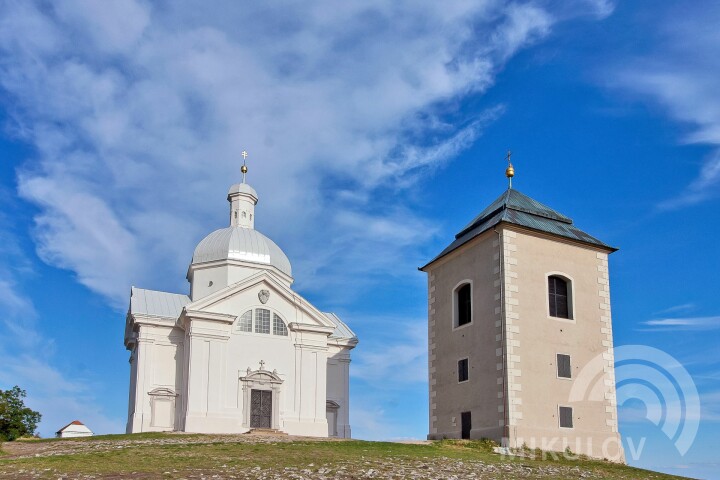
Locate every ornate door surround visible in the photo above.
<box><xmin>240</xmin><ymin>366</ymin><xmax>283</xmax><ymax>430</ymax></box>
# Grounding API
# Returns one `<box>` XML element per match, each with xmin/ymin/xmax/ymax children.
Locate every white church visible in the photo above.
<box><xmin>123</xmin><ymin>165</ymin><xmax>358</xmax><ymax>437</ymax></box>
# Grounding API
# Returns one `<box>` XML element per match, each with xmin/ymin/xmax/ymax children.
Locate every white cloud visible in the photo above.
<box><xmin>653</xmin><ymin>303</ymin><xmax>696</xmax><ymax>315</ymax></box>
<box><xmin>642</xmin><ymin>317</ymin><xmax>720</xmax><ymax>331</ymax></box>
<box><xmin>352</xmin><ymin>319</ymin><xmax>427</xmax><ymax>385</ymax></box>
<box><xmin>609</xmin><ymin>5</ymin><xmax>720</xmax><ymax>210</ymax></box>
<box><xmin>0</xmin><ymin>283</ymin><xmax>124</xmax><ymax>437</ymax></box>
<box><xmin>0</xmin><ymin>0</ymin><xmax>572</xmax><ymax>307</ymax></box>
<box><xmin>0</xmin><ymin>354</ymin><xmax>126</xmax><ymax>437</ymax></box>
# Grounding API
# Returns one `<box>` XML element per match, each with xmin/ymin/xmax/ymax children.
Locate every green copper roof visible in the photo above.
<box><xmin>421</xmin><ymin>189</ymin><xmax>615</xmax><ymax>269</ymax></box>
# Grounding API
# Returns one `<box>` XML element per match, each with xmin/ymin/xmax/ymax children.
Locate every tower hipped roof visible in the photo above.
<box><xmin>421</xmin><ymin>189</ymin><xmax>616</xmax><ymax>269</ymax></box>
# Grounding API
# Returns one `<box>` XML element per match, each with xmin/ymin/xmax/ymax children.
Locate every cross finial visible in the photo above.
<box><xmin>241</xmin><ymin>151</ymin><xmax>249</xmax><ymax>183</ymax></box>
<box><xmin>259</xmin><ymin>360</ymin><xmax>265</xmax><ymax>370</ymax></box>
<box><xmin>505</xmin><ymin>150</ymin><xmax>515</xmax><ymax>189</ymax></box>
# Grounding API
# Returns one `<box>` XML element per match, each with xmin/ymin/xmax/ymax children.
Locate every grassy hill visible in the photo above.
<box><xmin>0</xmin><ymin>432</ymin><xmax>689</xmax><ymax>479</ymax></box>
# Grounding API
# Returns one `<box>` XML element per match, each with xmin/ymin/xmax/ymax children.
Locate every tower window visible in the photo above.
<box><xmin>559</xmin><ymin>406</ymin><xmax>573</xmax><ymax>428</ymax></box>
<box><xmin>548</xmin><ymin>275</ymin><xmax>571</xmax><ymax>319</ymax></box>
<box><xmin>557</xmin><ymin>353</ymin><xmax>571</xmax><ymax>378</ymax></box>
<box><xmin>237</xmin><ymin>310</ymin><xmax>253</xmax><ymax>332</ymax></box>
<box><xmin>458</xmin><ymin>358</ymin><xmax>469</xmax><ymax>382</ymax></box>
<box><xmin>255</xmin><ymin>308</ymin><xmax>270</xmax><ymax>334</ymax></box>
<box><xmin>455</xmin><ymin>283</ymin><xmax>472</xmax><ymax>327</ymax></box>
<box><xmin>273</xmin><ymin>313</ymin><xmax>288</xmax><ymax>336</ymax></box>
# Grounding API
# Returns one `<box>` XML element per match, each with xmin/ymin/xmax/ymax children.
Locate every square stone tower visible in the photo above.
<box><xmin>420</xmin><ymin>187</ymin><xmax>623</xmax><ymax>461</ymax></box>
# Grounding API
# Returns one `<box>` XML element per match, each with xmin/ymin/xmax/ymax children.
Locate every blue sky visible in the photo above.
<box><xmin>0</xmin><ymin>0</ymin><xmax>718</xmax><ymax>478</ymax></box>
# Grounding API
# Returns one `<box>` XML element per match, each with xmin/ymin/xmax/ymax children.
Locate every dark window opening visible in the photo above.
<box><xmin>548</xmin><ymin>276</ymin><xmax>570</xmax><ymax>319</ymax></box>
<box><xmin>458</xmin><ymin>358</ymin><xmax>469</xmax><ymax>382</ymax></box>
<box><xmin>557</xmin><ymin>354</ymin><xmax>571</xmax><ymax>378</ymax></box>
<box><xmin>461</xmin><ymin>411</ymin><xmax>472</xmax><ymax>439</ymax></box>
<box><xmin>559</xmin><ymin>406</ymin><xmax>573</xmax><ymax>428</ymax></box>
<box><xmin>457</xmin><ymin>283</ymin><xmax>472</xmax><ymax>326</ymax></box>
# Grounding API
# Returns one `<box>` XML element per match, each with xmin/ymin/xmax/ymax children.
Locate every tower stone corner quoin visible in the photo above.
<box><xmin>419</xmin><ymin>181</ymin><xmax>624</xmax><ymax>462</ymax></box>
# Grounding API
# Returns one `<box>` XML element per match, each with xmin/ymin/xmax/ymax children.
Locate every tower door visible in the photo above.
<box><xmin>461</xmin><ymin>411</ymin><xmax>471</xmax><ymax>439</ymax></box>
<box><xmin>250</xmin><ymin>389</ymin><xmax>272</xmax><ymax>428</ymax></box>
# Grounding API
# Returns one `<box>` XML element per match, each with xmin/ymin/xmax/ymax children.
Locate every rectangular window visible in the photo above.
<box><xmin>557</xmin><ymin>354</ymin><xmax>571</xmax><ymax>378</ymax></box>
<box><xmin>458</xmin><ymin>358</ymin><xmax>469</xmax><ymax>382</ymax></box>
<box><xmin>255</xmin><ymin>308</ymin><xmax>270</xmax><ymax>334</ymax></box>
<box><xmin>559</xmin><ymin>406</ymin><xmax>573</xmax><ymax>428</ymax></box>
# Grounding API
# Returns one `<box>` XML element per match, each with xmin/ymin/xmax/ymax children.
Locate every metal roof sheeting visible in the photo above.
<box><xmin>422</xmin><ymin>188</ymin><xmax>615</xmax><ymax>269</ymax></box>
<box><xmin>323</xmin><ymin>312</ymin><xmax>358</xmax><ymax>340</ymax></box>
<box><xmin>191</xmin><ymin>226</ymin><xmax>292</xmax><ymax>277</ymax></box>
<box><xmin>130</xmin><ymin>287</ymin><xmax>190</xmax><ymax>319</ymax></box>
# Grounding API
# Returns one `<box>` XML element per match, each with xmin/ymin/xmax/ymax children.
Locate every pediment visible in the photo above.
<box><xmin>240</xmin><ymin>369</ymin><xmax>283</xmax><ymax>384</ymax></box>
<box><xmin>183</xmin><ymin>270</ymin><xmax>334</xmax><ymax>330</ymax></box>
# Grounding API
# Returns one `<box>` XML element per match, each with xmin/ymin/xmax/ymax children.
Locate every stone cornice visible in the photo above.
<box><xmin>328</xmin><ymin>337</ymin><xmax>359</xmax><ymax>349</ymax></box>
<box><xmin>182</xmin><ymin>308</ymin><xmax>237</xmax><ymax>325</ymax></box>
<box><xmin>186</xmin><ymin>258</ymin><xmax>294</xmax><ymax>285</ymax></box>
<box><xmin>288</xmin><ymin>322</ymin><xmax>335</xmax><ymax>335</ymax></box>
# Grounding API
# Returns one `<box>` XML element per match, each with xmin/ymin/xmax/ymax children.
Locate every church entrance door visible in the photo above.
<box><xmin>250</xmin><ymin>389</ymin><xmax>272</xmax><ymax>428</ymax></box>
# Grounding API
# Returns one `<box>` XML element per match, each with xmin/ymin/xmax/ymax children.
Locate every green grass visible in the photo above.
<box><xmin>0</xmin><ymin>434</ymin><xmax>689</xmax><ymax>479</ymax></box>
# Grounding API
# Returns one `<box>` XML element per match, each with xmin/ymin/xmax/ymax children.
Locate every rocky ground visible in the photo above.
<box><xmin>0</xmin><ymin>433</ymin><xmax>684</xmax><ymax>480</ymax></box>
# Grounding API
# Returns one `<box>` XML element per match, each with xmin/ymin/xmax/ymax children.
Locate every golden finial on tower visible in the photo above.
<box><xmin>241</xmin><ymin>150</ymin><xmax>248</xmax><ymax>183</ymax></box>
<box><xmin>505</xmin><ymin>150</ymin><xmax>514</xmax><ymax>189</ymax></box>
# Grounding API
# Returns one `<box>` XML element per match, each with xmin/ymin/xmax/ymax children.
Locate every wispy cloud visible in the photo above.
<box><xmin>0</xmin><ymin>240</ymin><xmax>123</xmax><ymax>437</ymax></box>
<box><xmin>640</xmin><ymin>316</ymin><xmax>720</xmax><ymax>331</ymax></box>
<box><xmin>653</xmin><ymin>303</ymin><xmax>696</xmax><ymax>316</ymax></box>
<box><xmin>0</xmin><ymin>0</ymin><xmax>611</xmax><ymax>309</ymax></box>
<box><xmin>352</xmin><ymin>319</ymin><xmax>427</xmax><ymax>386</ymax></box>
<box><xmin>609</xmin><ymin>4</ymin><xmax>720</xmax><ymax>210</ymax></box>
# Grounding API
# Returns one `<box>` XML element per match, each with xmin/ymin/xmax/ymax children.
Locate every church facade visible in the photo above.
<box><xmin>124</xmin><ymin>175</ymin><xmax>357</xmax><ymax>437</ymax></box>
<box><xmin>421</xmin><ymin>172</ymin><xmax>623</xmax><ymax>460</ymax></box>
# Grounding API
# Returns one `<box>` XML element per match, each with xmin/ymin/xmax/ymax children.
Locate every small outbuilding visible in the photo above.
<box><xmin>56</xmin><ymin>420</ymin><xmax>93</xmax><ymax>438</ymax></box>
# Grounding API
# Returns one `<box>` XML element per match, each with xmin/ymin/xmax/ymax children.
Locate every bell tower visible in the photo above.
<box><xmin>420</xmin><ymin>158</ymin><xmax>623</xmax><ymax>461</ymax></box>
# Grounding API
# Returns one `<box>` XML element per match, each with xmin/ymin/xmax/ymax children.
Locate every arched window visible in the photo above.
<box><xmin>255</xmin><ymin>308</ymin><xmax>271</xmax><ymax>334</ymax></box>
<box><xmin>548</xmin><ymin>276</ymin><xmax>571</xmax><ymax>319</ymax></box>
<box><xmin>237</xmin><ymin>310</ymin><xmax>253</xmax><ymax>332</ymax></box>
<box><xmin>456</xmin><ymin>283</ymin><xmax>472</xmax><ymax>327</ymax></box>
<box><xmin>273</xmin><ymin>313</ymin><xmax>288</xmax><ymax>336</ymax></box>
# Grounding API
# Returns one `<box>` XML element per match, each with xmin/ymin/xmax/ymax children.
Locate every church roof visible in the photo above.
<box><xmin>191</xmin><ymin>227</ymin><xmax>292</xmax><ymax>277</ymax></box>
<box><xmin>130</xmin><ymin>287</ymin><xmax>190</xmax><ymax>319</ymax></box>
<box><xmin>323</xmin><ymin>312</ymin><xmax>358</xmax><ymax>341</ymax></box>
<box><xmin>422</xmin><ymin>188</ymin><xmax>615</xmax><ymax>269</ymax></box>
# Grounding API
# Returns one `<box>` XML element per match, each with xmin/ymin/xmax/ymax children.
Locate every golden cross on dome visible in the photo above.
<box><xmin>241</xmin><ymin>150</ymin><xmax>248</xmax><ymax>183</ymax></box>
<box><xmin>505</xmin><ymin>149</ymin><xmax>515</xmax><ymax>189</ymax></box>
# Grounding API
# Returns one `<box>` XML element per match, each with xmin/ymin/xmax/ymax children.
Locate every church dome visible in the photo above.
<box><xmin>191</xmin><ymin>226</ymin><xmax>292</xmax><ymax>277</ymax></box>
<box><xmin>228</xmin><ymin>182</ymin><xmax>257</xmax><ymax>199</ymax></box>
